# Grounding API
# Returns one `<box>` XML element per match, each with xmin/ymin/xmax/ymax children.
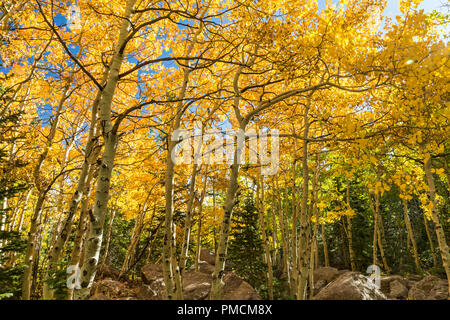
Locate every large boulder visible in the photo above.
<box><xmin>380</xmin><ymin>275</ymin><xmax>408</xmax><ymax>297</ymax></box>
<box><xmin>141</xmin><ymin>264</ymin><xmax>163</xmax><ymax>285</ymax></box>
<box><xmin>313</xmin><ymin>267</ymin><xmax>340</xmax><ymax>285</ymax></box>
<box><xmin>313</xmin><ymin>272</ymin><xmax>387</xmax><ymax>300</ymax></box>
<box><xmin>93</xmin><ymin>279</ymin><xmax>134</xmax><ymax>299</ymax></box>
<box><xmin>389</xmin><ymin>280</ymin><xmax>409</xmax><ymax>299</ymax></box>
<box><xmin>200</xmin><ymin>249</ymin><xmax>216</xmax><ymax>265</ymax></box>
<box><xmin>96</xmin><ymin>264</ymin><xmax>121</xmax><ymax>280</ymax></box>
<box><xmin>89</xmin><ymin>294</ymin><xmax>111</xmax><ymax>300</ymax></box>
<box><xmin>135</xmin><ymin>284</ymin><xmax>160</xmax><ymax>300</ymax></box>
<box><xmin>408</xmin><ymin>275</ymin><xmax>448</xmax><ymax>300</ymax></box>
<box><xmin>222</xmin><ymin>272</ymin><xmax>260</xmax><ymax>300</ymax></box>
<box><xmin>197</xmin><ymin>261</ymin><xmax>215</xmax><ymax>274</ymax></box>
<box><xmin>183</xmin><ymin>272</ymin><xmax>213</xmax><ymax>300</ymax></box>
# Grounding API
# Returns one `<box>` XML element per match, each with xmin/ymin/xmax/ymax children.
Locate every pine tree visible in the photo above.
<box><xmin>0</xmin><ymin>85</ymin><xmax>28</xmax><ymax>299</ymax></box>
<box><xmin>228</xmin><ymin>196</ymin><xmax>266</xmax><ymax>293</ymax></box>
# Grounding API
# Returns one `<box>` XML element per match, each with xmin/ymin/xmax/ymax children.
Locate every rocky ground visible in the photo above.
<box><xmin>88</xmin><ymin>250</ymin><xmax>449</xmax><ymax>300</ymax></box>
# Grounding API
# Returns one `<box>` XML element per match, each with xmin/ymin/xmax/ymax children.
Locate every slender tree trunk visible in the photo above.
<box><xmin>276</xmin><ymin>176</ymin><xmax>290</xmax><ymax>282</ymax></box>
<box><xmin>21</xmin><ymin>194</ymin><xmax>45</xmax><ymax>299</ymax></box>
<box><xmin>22</xmin><ymin>79</ymin><xmax>68</xmax><ymax>299</ymax></box>
<box><xmin>321</xmin><ymin>223</ymin><xmax>330</xmax><ymax>267</ymax></box>
<box><xmin>297</xmin><ymin>97</ymin><xmax>312</xmax><ymax>300</ymax></box>
<box><xmin>66</xmin><ymin>171</ymin><xmax>93</xmax><ymax>300</ymax></box>
<box><xmin>179</xmin><ymin>164</ymin><xmax>200</xmax><ymax>287</ymax></box>
<box><xmin>101</xmin><ymin>209</ymin><xmax>116</xmax><ymax>267</ymax></box>
<box><xmin>402</xmin><ymin>198</ymin><xmax>421</xmax><ymax>272</ymax></box>
<box><xmin>346</xmin><ymin>180</ymin><xmax>357</xmax><ymax>271</ymax></box>
<box><xmin>309</xmin><ymin>156</ymin><xmax>320</xmax><ymax>298</ymax></box>
<box><xmin>210</xmin><ymin>140</ymin><xmax>243</xmax><ymax>299</ymax></box>
<box><xmin>424</xmin><ymin>154</ymin><xmax>450</xmax><ymax>296</ymax></box>
<box><xmin>194</xmin><ymin>168</ymin><xmax>208</xmax><ymax>272</ymax></box>
<box><xmin>423</xmin><ymin>213</ymin><xmax>437</xmax><ymax>267</ymax></box>
<box><xmin>257</xmin><ymin>175</ymin><xmax>274</xmax><ymax>300</ymax></box>
<box><xmin>271</xmin><ymin>189</ymin><xmax>278</xmax><ymax>266</ymax></box>
<box><xmin>74</xmin><ymin>0</ymin><xmax>137</xmax><ymax>299</ymax></box>
<box><xmin>290</xmin><ymin>161</ymin><xmax>298</xmax><ymax>296</ymax></box>
<box><xmin>368</xmin><ymin>192</ymin><xmax>378</xmax><ymax>267</ymax></box>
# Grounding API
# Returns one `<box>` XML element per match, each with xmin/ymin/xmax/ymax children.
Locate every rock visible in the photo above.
<box><xmin>141</xmin><ymin>264</ymin><xmax>163</xmax><ymax>285</ymax></box>
<box><xmin>313</xmin><ymin>267</ymin><xmax>340</xmax><ymax>285</ymax></box>
<box><xmin>222</xmin><ymin>272</ymin><xmax>260</xmax><ymax>300</ymax></box>
<box><xmin>147</xmin><ymin>277</ymin><xmax>166</xmax><ymax>300</ymax></box>
<box><xmin>389</xmin><ymin>280</ymin><xmax>409</xmax><ymax>299</ymax></box>
<box><xmin>314</xmin><ymin>279</ymin><xmax>327</xmax><ymax>296</ymax></box>
<box><xmin>380</xmin><ymin>275</ymin><xmax>407</xmax><ymax>296</ymax></box>
<box><xmin>135</xmin><ymin>284</ymin><xmax>159</xmax><ymax>300</ymax></box>
<box><xmin>339</xmin><ymin>269</ymin><xmax>351</xmax><ymax>275</ymax></box>
<box><xmin>184</xmin><ymin>283</ymin><xmax>211</xmax><ymax>300</ymax></box>
<box><xmin>197</xmin><ymin>261</ymin><xmax>215</xmax><ymax>274</ymax></box>
<box><xmin>183</xmin><ymin>271</ymin><xmax>212</xmax><ymax>300</ymax></box>
<box><xmin>408</xmin><ymin>275</ymin><xmax>448</xmax><ymax>300</ymax></box>
<box><xmin>313</xmin><ymin>272</ymin><xmax>387</xmax><ymax>300</ymax></box>
<box><xmin>89</xmin><ymin>294</ymin><xmax>111</xmax><ymax>300</ymax></box>
<box><xmin>95</xmin><ymin>279</ymin><xmax>132</xmax><ymax>298</ymax></box>
<box><xmin>184</xmin><ymin>271</ymin><xmax>213</xmax><ymax>287</ymax></box>
<box><xmin>200</xmin><ymin>249</ymin><xmax>216</xmax><ymax>265</ymax></box>
<box><xmin>97</xmin><ymin>264</ymin><xmax>121</xmax><ymax>280</ymax></box>
<box><xmin>407</xmin><ymin>274</ymin><xmax>423</xmax><ymax>282</ymax></box>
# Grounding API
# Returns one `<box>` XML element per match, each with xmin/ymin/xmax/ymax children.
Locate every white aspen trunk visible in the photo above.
<box><xmin>423</xmin><ymin>213</ymin><xmax>437</xmax><ymax>267</ymax></box>
<box><xmin>101</xmin><ymin>209</ymin><xmax>116</xmax><ymax>267</ymax></box>
<box><xmin>290</xmin><ymin>161</ymin><xmax>299</xmax><ymax>296</ymax></box>
<box><xmin>321</xmin><ymin>223</ymin><xmax>330</xmax><ymax>267</ymax></box>
<box><xmin>369</xmin><ymin>192</ymin><xmax>378</xmax><ymax>267</ymax></box>
<box><xmin>194</xmin><ymin>173</ymin><xmax>208</xmax><ymax>272</ymax></box>
<box><xmin>74</xmin><ymin>0</ymin><xmax>137</xmax><ymax>299</ymax></box>
<box><xmin>21</xmin><ymin>80</ymin><xmax>68</xmax><ymax>299</ymax></box>
<box><xmin>346</xmin><ymin>180</ymin><xmax>357</xmax><ymax>271</ymax></box>
<box><xmin>297</xmin><ymin>97</ymin><xmax>311</xmax><ymax>300</ymax></box>
<box><xmin>271</xmin><ymin>190</ymin><xmax>278</xmax><ymax>266</ymax></box>
<box><xmin>179</xmin><ymin>164</ymin><xmax>199</xmax><ymax>286</ymax></box>
<box><xmin>276</xmin><ymin>176</ymin><xmax>290</xmax><ymax>283</ymax></box>
<box><xmin>67</xmin><ymin>167</ymin><xmax>95</xmax><ymax>300</ymax></box>
<box><xmin>210</xmin><ymin>45</ymin><xmax>258</xmax><ymax>299</ymax></box>
<box><xmin>424</xmin><ymin>154</ymin><xmax>450</xmax><ymax>296</ymax></box>
<box><xmin>309</xmin><ymin>157</ymin><xmax>320</xmax><ymax>298</ymax></box>
<box><xmin>402</xmin><ymin>198</ymin><xmax>421</xmax><ymax>272</ymax></box>
<box><xmin>162</xmin><ymin>9</ymin><xmax>208</xmax><ymax>298</ymax></box>
<box><xmin>258</xmin><ymin>175</ymin><xmax>274</xmax><ymax>300</ymax></box>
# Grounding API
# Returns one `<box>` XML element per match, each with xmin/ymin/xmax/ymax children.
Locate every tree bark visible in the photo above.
<box><xmin>402</xmin><ymin>198</ymin><xmax>422</xmax><ymax>272</ymax></box>
<box><xmin>424</xmin><ymin>154</ymin><xmax>450</xmax><ymax>296</ymax></box>
<box><xmin>74</xmin><ymin>0</ymin><xmax>137</xmax><ymax>299</ymax></box>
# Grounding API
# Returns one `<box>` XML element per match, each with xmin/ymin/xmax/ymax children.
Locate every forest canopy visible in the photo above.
<box><xmin>0</xmin><ymin>0</ymin><xmax>449</xmax><ymax>301</ymax></box>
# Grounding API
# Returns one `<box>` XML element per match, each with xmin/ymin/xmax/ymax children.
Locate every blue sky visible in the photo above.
<box><xmin>317</xmin><ymin>0</ymin><xmax>449</xmax><ymax>15</ymax></box>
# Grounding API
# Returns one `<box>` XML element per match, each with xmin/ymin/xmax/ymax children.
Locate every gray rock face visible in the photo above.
<box><xmin>200</xmin><ymin>249</ymin><xmax>216</xmax><ymax>265</ymax></box>
<box><xmin>183</xmin><ymin>271</ymin><xmax>212</xmax><ymax>300</ymax></box>
<box><xmin>380</xmin><ymin>275</ymin><xmax>408</xmax><ymax>297</ymax></box>
<box><xmin>89</xmin><ymin>294</ymin><xmax>111</xmax><ymax>300</ymax></box>
<box><xmin>135</xmin><ymin>284</ymin><xmax>159</xmax><ymax>300</ymax></box>
<box><xmin>313</xmin><ymin>272</ymin><xmax>387</xmax><ymax>300</ymax></box>
<box><xmin>389</xmin><ymin>280</ymin><xmax>409</xmax><ymax>299</ymax></box>
<box><xmin>408</xmin><ymin>275</ymin><xmax>449</xmax><ymax>300</ymax></box>
<box><xmin>222</xmin><ymin>272</ymin><xmax>260</xmax><ymax>300</ymax></box>
<box><xmin>313</xmin><ymin>267</ymin><xmax>340</xmax><ymax>285</ymax></box>
<box><xmin>93</xmin><ymin>279</ymin><xmax>134</xmax><ymax>299</ymax></box>
<box><xmin>141</xmin><ymin>264</ymin><xmax>163</xmax><ymax>285</ymax></box>
<box><xmin>197</xmin><ymin>260</ymin><xmax>215</xmax><ymax>274</ymax></box>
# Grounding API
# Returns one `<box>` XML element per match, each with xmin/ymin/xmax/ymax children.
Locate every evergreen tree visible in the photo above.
<box><xmin>0</xmin><ymin>85</ymin><xmax>28</xmax><ymax>299</ymax></box>
<box><xmin>228</xmin><ymin>196</ymin><xmax>266</xmax><ymax>292</ymax></box>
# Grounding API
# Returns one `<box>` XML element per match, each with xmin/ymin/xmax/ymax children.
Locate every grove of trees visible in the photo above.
<box><xmin>0</xmin><ymin>0</ymin><xmax>448</xmax><ymax>300</ymax></box>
